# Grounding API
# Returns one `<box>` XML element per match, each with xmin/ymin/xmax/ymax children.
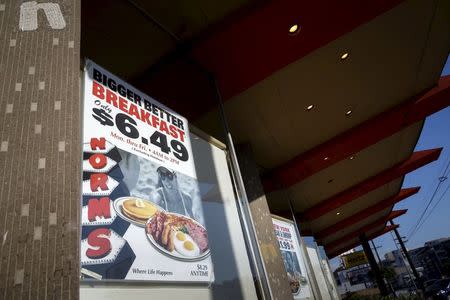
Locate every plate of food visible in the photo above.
<box><xmin>288</xmin><ymin>273</ymin><xmax>307</xmax><ymax>295</ymax></box>
<box><xmin>290</xmin><ymin>277</ymin><xmax>300</xmax><ymax>295</ymax></box>
<box><xmin>145</xmin><ymin>211</ymin><xmax>210</xmax><ymax>261</ymax></box>
<box><xmin>113</xmin><ymin>196</ymin><xmax>164</xmax><ymax>227</ymax></box>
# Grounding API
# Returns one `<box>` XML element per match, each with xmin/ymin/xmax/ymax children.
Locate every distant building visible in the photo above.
<box><xmin>409</xmin><ymin>247</ymin><xmax>426</xmax><ymax>276</ymax></box>
<box><xmin>333</xmin><ymin>238</ymin><xmax>450</xmax><ymax>296</ymax></box>
<box><xmin>408</xmin><ymin>237</ymin><xmax>450</xmax><ymax>281</ymax></box>
<box><xmin>382</xmin><ymin>249</ymin><xmax>414</xmax><ymax>290</ymax></box>
<box><xmin>425</xmin><ymin>238</ymin><xmax>450</xmax><ymax>248</ymax></box>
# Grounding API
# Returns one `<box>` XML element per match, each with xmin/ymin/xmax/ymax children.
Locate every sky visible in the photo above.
<box><xmin>373</xmin><ymin>55</ymin><xmax>450</xmax><ymax>257</ymax></box>
<box><xmin>330</xmin><ymin>54</ymin><xmax>450</xmax><ymax>269</ymax></box>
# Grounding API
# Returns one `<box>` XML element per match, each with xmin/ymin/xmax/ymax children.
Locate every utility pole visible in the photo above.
<box><xmin>360</xmin><ymin>234</ymin><xmax>389</xmax><ymax>296</ymax></box>
<box><xmin>389</xmin><ymin>220</ymin><xmax>423</xmax><ymax>292</ymax></box>
<box><xmin>371</xmin><ymin>240</ymin><xmax>383</xmax><ymax>265</ymax></box>
<box><xmin>391</xmin><ymin>232</ymin><xmax>418</xmax><ymax>293</ymax></box>
<box><xmin>373</xmin><ymin>239</ymin><xmax>397</xmax><ymax>297</ymax></box>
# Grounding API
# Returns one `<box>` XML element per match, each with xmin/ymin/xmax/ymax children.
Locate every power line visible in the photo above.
<box><xmin>407</xmin><ymin>180</ymin><xmax>442</xmax><ymax>238</ymax></box>
<box><xmin>407</xmin><ymin>157</ymin><xmax>450</xmax><ymax>239</ymax></box>
<box><xmin>410</xmin><ymin>182</ymin><xmax>450</xmax><ymax>237</ymax></box>
<box><xmin>439</xmin><ymin>156</ymin><xmax>450</xmax><ymax>180</ymax></box>
<box><xmin>408</xmin><ymin>157</ymin><xmax>450</xmax><ymax>238</ymax></box>
<box><xmin>438</xmin><ymin>156</ymin><xmax>450</xmax><ymax>176</ymax></box>
<box><xmin>427</xmin><ymin>182</ymin><xmax>450</xmax><ymax>215</ymax></box>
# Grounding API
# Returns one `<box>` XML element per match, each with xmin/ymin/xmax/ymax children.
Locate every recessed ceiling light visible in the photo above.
<box><xmin>345</xmin><ymin>109</ymin><xmax>352</xmax><ymax>116</ymax></box>
<box><xmin>306</xmin><ymin>104</ymin><xmax>314</xmax><ymax>111</ymax></box>
<box><xmin>350</xmin><ymin>156</ymin><xmax>354</xmax><ymax>160</ymax></box>
<box><xmin>288</xmin><ymin>24</ymin><xmax>300</xmax><ymax>35</ymax></box>
<box><xmin>324</xmin><ymin>157</ymin><xmax>329</xmax><ymax>161</ymax></box>
<box><xmin>336</xmin><ymin>212</ymin><xmax>341</xmax><ymax>216</ymax></box>
<box><xmin>341</xmin><ymin>52</ymin><xmax>349</xmax><ymax>60</ymax></box>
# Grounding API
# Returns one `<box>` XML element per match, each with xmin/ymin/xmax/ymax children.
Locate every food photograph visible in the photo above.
<box><xmin>113</xmin><ymin>149</ymin><xmax>212</xmax><ymax>265</ymax></box>
<box><xmin>282</xmin><ymin>250</ymin><xmax>304</xmax><ymax>295</ymax></box>
<box><xmin>146</xmin><ymin>211</ymin><xmax>210</xmax><ymax>260</ymax></box>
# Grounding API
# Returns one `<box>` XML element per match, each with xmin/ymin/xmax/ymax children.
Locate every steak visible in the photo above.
<box><xmin>186</xmin><ymin>222</ymin><xmax>209</xmax><ymax>253</ymax></box>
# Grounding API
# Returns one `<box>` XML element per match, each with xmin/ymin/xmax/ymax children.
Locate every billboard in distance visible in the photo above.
<box><xmin>342</xmin><ymin>250</ymin><xmax>368</xmax><ymax>269</ymax></box>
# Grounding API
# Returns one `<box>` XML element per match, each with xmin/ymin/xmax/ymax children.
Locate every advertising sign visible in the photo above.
<box><xmin>80</xmin><ymin>60</ymin><xmax>213</xmax><ymax>283</ymax></box>
<box><xmin>272</xmin><ymin>217</ymin><xmax>312</xmax><ymax>299</ymax></box>
<box><xmin>342</xmin><ymin>250</ymin><xmax>368</xmax><ymax>269</ymax></box>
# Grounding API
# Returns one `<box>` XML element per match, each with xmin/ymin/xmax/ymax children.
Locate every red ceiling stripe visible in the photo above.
<box><xmin>327</xmin><ymin>224</ymin><xmax>399</xmax><ymax>258</ymax></box>
<box><xmin>324</xmin><ymin>210</ymin><xmax>407</xmax><ymax>251</ymax></box>
<box><xmin>302</xmin><ymin>148</ymin><xmax>441</xmax><ymax>221</ymax></box>
<box><xmin>315</xmin><ymin>187</ymin><xmax>419</xmax><ymax>240</ymax></box>
<box><xmin>192</xmin><ymin>0</ymin><xmax>404</xmax><ymax>100</ymax></box>
<box><xmin>264</xmin><ymin>75</ymin><xmax>450</xmax><ymax>192</ymax></box>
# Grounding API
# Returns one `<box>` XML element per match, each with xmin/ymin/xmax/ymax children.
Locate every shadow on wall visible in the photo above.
<box><xmin>191</xmin><ymin>133</ymin><xmax>252</xmax><ymax>300</ymax></box>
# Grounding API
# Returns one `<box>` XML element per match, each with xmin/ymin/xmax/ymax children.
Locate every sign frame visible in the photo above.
<box><xmin>79</xmin><ymin>59</ymin><xmax>214</xmax><ymax>284</ymax></box>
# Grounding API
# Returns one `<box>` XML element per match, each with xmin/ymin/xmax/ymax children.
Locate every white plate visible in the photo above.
<box><xmin>145</xmin><ymin>212</ymin><xmax>211</xmax><ymax>261</ymax></box>
<box><xmin>113</xmin><ymin>196</ymin><xmax>165</xmax><ymax>227</ymax></box>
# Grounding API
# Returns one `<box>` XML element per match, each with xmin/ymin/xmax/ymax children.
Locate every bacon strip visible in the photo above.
<box><xmin>148</xmin><ymin>211</ymin><xmax>208</xmax><ymax>254</ymax></box>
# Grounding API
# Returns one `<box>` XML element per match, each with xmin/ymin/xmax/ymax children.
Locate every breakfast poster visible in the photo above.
<box><xmin>80</xmin><ymin>60</ymin><xmax>213</xmax><ymax>283</ymax></box>
<box><xmin>272</xmin><ymin>217</ymin><xmax>312</xmax><ymax>299</ymax></box>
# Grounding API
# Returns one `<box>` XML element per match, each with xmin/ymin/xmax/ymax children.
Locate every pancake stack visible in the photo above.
<box><xmin>122</xmin><ymin>198</ymin><xmax>158</xmax><ymax>224</ymax></box>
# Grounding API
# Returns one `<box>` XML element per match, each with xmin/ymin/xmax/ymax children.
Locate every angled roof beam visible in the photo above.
<box><xmin>324</xmin><ymin>210</ymin><xmax>407</xmax><ymax>252</ymax></box>
<box><xmin>327</xmin><ymin>224</ymin><xmax>399</xmax><ymax>258</ymax></box>
<box><xmin>315</xmin><ymin>187</ymin><xmax>419</xmax><ymax>240</ymax></box>
<box><xmin>263</xmin><ymin>75</ymin><xmax>450</xmax><ymax>192</ymax></box>
<box><xmin>302</xmin><ymin>148</ymin><xmax>441</xmax><ymax>221</ymax></box>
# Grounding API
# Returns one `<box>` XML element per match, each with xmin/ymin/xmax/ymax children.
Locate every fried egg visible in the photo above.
<box><xmin>173</xmin><ymin>231</ymin><xmax>200</xmax><ymax>257</ymax></box>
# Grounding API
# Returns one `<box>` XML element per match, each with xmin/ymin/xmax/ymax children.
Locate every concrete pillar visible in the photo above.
<box><xmin>237</xmin><ymin>144</ymin><xmax>293</xmax><ymax>300</ymax></box>
<box><xmin>0</xmin><ymin>1</ymin><xmax>81</xmax><ymax>299</ymax></box>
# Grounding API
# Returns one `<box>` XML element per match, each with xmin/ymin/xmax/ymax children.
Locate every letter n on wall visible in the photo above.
<box><xmin>19</xmin><ymin>1</ymin><xmax>66</xmax><ymax>31</ymax></box>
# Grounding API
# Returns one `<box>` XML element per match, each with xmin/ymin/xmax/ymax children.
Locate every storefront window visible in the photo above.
<box><xmin>79</xmin><ymin>61</ymin><xmax>258</xmax><ymax>299</ymax></box>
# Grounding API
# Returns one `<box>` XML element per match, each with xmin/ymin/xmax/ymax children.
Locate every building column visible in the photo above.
<box><xmin>0</xmin><ymin>1</ymin><xmax>81</xmax><ymax>299</ymax></box>
<box><xmin>237</xmin><ymin>144</ymin><xmax>293</xmax><ymax>300</ymax></box>
<box><xmin>360</xmin><ymin>234</ymin><xmax>389</xmax><ymax>296</ymax></box>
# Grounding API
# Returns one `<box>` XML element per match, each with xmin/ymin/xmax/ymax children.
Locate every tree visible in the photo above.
<box><xmin>381</xmin><ymin>267</ymin><xmax>397</xmax><ymax>281</ymax></box>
